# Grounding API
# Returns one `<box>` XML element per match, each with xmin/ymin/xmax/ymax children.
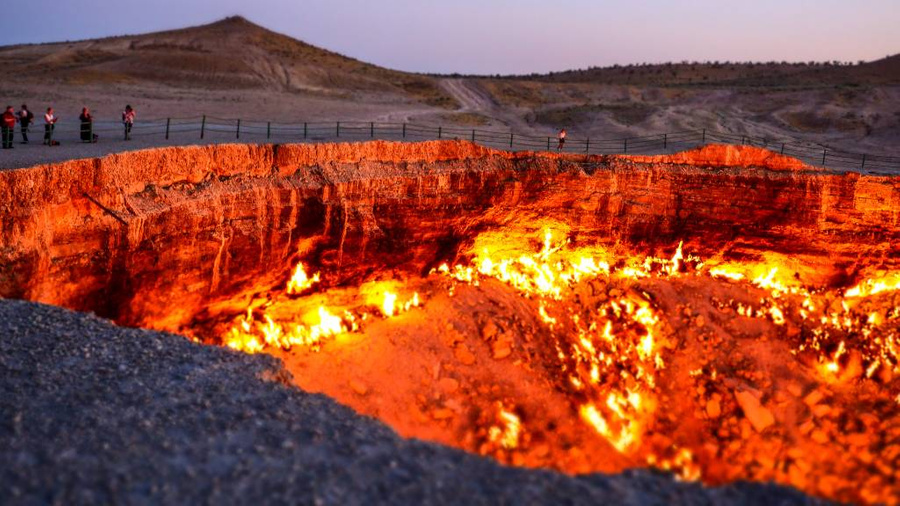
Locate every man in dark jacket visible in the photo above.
<box><xmin>79</xmin><ymin>107</ymin><xmax>97</xmax><ymax>143</ymax></box>
<box><xmin>18</xmin><ymin>104</ymin><xmax>34</xmax><ymax>144</ymax></box>
<box><xmin>1</xmin><ymin>106</ymin><xmax>16</xmax><ymax>149</ymax></box>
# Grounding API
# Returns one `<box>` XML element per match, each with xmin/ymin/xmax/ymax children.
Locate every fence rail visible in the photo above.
<box><xmin>6</xmin><ymin>115</ymin><xmax>900</xmax><ymax>174</ymax></box>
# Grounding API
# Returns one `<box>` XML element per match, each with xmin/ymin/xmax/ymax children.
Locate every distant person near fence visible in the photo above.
<box><xmin>1</xmin><ymin>106</ymin><xmax>16</xmax><ymax>149</ymax></box>
<box><xmin>122</xmin><ymin>105</ymin><xmax>135</xmax><ymax>141</ymax></box>
<box><xmin>79</xmin><ymin>107</ymin><xmax>98</xmax><ymax>143</ymax></box>
<box><xmin>44</xmin><ymin>108</ymin><xmax>58</xmax><ymax>146</ymax></box>
<box><xmin>557</xmin><ymin>128</ymin><xmax>567</xmax><ymax>152</ymax></box>
<box><xmin>18</xmin><ymin>105</ymin><xmax>34</xmax><ymax>144</ymax></box>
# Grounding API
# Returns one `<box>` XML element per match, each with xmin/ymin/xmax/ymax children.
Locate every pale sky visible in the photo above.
<box><xmin>4</xmin><ymin>0</ymin><xmax>899</xmax><ymax>75</ymax></box>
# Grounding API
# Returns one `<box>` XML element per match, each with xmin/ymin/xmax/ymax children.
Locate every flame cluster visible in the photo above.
<box><xmin>224</xmin><ymin>305</ymin><xmax>349</xmax><ymax>354</ymax></box>
<box><xmin>223</xmin><ymin>263</ymin><xmax>421</xmax><ymax>354</ymax></box>
<box><xmin>707</xmin><ymin>264</ymin><xmax>900</xmax><ymax>382</ymax></box>
<box><xmin>434</xmin><ymin>228</ymin><xmax>687</xmax><ymax>470</ymax></box>
<box><xmin>431</xmin><ymin>227</ymin><xmax>899</xmax><ymax>481</ymax></box>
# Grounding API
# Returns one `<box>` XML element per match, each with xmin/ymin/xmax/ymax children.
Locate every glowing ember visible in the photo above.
<box><xmin>382</xmin><ymin>292</ymin><xmax>398</xmax><ymax>318</ymax></box>
<box><xmin>286</xmin><ymin>262</ymin><xmax>320</xmax><ymax>295</ymax></box>
<box><xmin>845</xmin><ymin>274</ymin><xmax>900</xmax><ymax>298</ymax></box>
<box><xmin>488</xmin><ymin>405</ymin><xmax>522</xmax><ymax>450</ymax></box>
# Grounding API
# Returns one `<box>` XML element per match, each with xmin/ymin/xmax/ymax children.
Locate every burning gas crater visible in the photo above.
<box><xmin>201</xmin><ymin>224</ymin><xmax>899</xmax><ymax>504</ymax></box>
<box><xmin>5</xmin><ymin>141</ymin><xmax>899</xmax><ymax>504</ymax></box>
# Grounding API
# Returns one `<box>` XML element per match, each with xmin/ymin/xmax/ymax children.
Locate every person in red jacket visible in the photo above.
<box><xmin>1</xmin><ymin>106</ymin><xmax>16</xmax><ymax>149</ymax></box>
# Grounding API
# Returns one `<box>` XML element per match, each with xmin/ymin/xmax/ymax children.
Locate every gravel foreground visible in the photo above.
<box><xmin>0</xmin><ymin>300</ymin><xmax>824</xmax><ymax>505</ymax></box>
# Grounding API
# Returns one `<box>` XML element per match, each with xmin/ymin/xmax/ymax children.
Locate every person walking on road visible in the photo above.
<box><xmin>122</xmin><ymin>105</ymin><xmax>135</xmax><ymax>140</ymax></box>
<box><xmin>557</xmin><ymin>128</ymin><xmax>567</xmax><ymax>152</ymax></box>
<box><xmin>18</xmin><ymin>104</ymin><xmax>34</xmax><ymax>144</ymax></box>
<box><xmin>1</xmin><ymin>106</ymin><xmax>16</xmax><ymax>149</ymax></box>
<box><xmin>44</xmin><ymin>107</ymin><xmax>58</xmax><ymax>145</ymax></box>
<box><xmin>80</xmin><ymin>107</ymin><xmax>97</xmax><ymax>143</ymax></box>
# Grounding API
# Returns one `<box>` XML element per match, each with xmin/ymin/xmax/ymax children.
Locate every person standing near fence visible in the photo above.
<box><xmin>44</xmin><ymin>107</ymin><xmax>58</xmax><ymax>146</ymax></box>
<box><xmin>557</xmin><ymin>128</ymin><xmax>567</xmax><ymax>152</ymax></box>
<box><xmin>80</xmin><ymin>107</ymin><xmax>97</xmax><ymax>143</ymax></box>
<box><xmin>122</xmin><ymin>105</ymin><xmax>135</xmax><ymax>140</ymax></box>
<box><xmin>1</xmin><ymin>106</ymin><xmax>16</xmax><ymax>149</ymax></box>
<box><xmin>18</xmin><ymin>104</ymin><xmax>34</xmax><ymax>144</ymax></box>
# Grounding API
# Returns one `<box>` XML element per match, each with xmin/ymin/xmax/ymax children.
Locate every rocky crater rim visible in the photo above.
<box><xmin>3</xmin><ymin>141</ymin><xmax>821</xmax><ymax>207</ymax></box>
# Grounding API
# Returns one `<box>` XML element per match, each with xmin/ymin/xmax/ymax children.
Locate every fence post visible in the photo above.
<box><xmin>780</xmin><ymin>143</ymin><xmax>785</xmax><ymax>155</ymax></box>
<box><xmin>510</xmin><ymin>133</ymin><xmax>514</xmax><ymax>149</ymax></box>
<box><xmin>336</xmin><ymin>122</ymin><xmax>340</xmax><ymax>138</ymax></box>
<box><xmin>663</xmin><ymin>133</ymin><xmax>667</xmax><ymax>150</ymax></box>
<box><xmin>822</xmin><ymin>148</ymin><xmax>827</xmax><ymax>167</ymax></box>
<box><xmin>438</xmin><ymin>126</ymin><xmax>442</xmax><ymax>139</ymax></box>
<box><xmin>403</xmin><ymin>123</ymin><xmax>406</xmax><ymax>138</ymax></box>
<box><xmin>585</xmin><ymin>138</ymin><xmax>590</xmax><ymax>154</ymax></box>
<box><xmin>200</xmin><ymin>115</ymin><xmax>206</xmax><ymax>139</ymax></box>
<box><xmin>165</xmin><ymin>118</ymin><xmax>170</xmax><ymax>140</ymax></box>
<box><xmin>304</xmin><ymin>122</ymin><xmax>308</xmax><ymax>139</ymax></box>
<box><xmin>471</xmin><ymin>129</ymin><xmax>475</xmax><ymax>142</ymax></box>
<box><xmin>861</xmin><ymin>154</ymin><xmax>866</xmax><ymax>170</ymax></box>
<box><xmin>236</xmin><ymin>119</ymin><xmax>241</xmax><ymax>139</ymax></box>
<box><xmin>702</xmin><ymin>129</ymin><xmax>706</xmax><ymax>143</ymax></box>
<box><xmin>267</xmin><ymin>122</ymin><xmax>271</xmax><ymax>140</ymax></box>
<box><xmin>624</xmin><ymin>138</ymin><xmax>628</xmax><ymax>154</ymax></box>
<box><xmin>547</xmin><ymin>137</ymin><xmax>551</xmax><ymax>151</ymax></box>
<box><xmin>370</xmin><ymin>122</ymin><xmax>374</xmax><ymax>138</ymax></box>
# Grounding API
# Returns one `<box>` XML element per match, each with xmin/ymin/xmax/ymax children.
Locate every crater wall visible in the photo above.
<box><xmin>1</xmin><ymin>141</ymin><xmax>898</xmax><ymax>331</ymax></box>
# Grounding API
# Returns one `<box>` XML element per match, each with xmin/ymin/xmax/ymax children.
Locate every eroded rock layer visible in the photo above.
<box><xmin>2</xmin><ymin>141</ymin><xmax>897</xmax><ymax>327</ymax></box>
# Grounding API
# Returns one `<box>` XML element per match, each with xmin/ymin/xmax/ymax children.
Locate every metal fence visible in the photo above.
<box><xmin>10</xmin><ymin>115</ymin><xmax>900</xmax><ymax>174</ymax></box>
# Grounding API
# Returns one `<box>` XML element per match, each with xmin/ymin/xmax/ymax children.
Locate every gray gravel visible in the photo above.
<box><xmin>0</xmin><ymin>123</ymin><xmax>367</xmax><ymax>170</ymax></box>
<box><xmin>0</xmin><ymin>300</ymin><xmax>824</xmax><ymax>505</ymax></box>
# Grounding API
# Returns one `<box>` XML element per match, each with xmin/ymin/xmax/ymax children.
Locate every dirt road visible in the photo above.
<box><xmin>440</xmin><ymin>79</ymin><xmax>497</xmax><ymax>112</ymax></box>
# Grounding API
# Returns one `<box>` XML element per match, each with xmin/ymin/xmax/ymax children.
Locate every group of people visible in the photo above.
<box><xmin>2</xmin><ymin>105</ymin><xmax>34</xmax><ymax>149</ymax></box>
<box><xmin>1</xmin><ymin>104</ymin><xmax>136</xmax><ymax>149</ymax></box>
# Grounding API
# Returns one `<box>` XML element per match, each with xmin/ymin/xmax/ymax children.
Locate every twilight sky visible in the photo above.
<box><xmin>4</xmin><ymin>0</ymin><xmax>899</xmax><ymax>75</ymax></box>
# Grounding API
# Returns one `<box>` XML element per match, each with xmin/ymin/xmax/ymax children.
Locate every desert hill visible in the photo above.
<box><xmin>0</xmin><ymin>16</ymin><xmax>454</xmax><ymax>107</ymax></box>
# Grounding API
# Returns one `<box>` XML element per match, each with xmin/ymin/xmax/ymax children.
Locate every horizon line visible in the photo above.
<box><xmin>0</xmin><ymin>15</ymin><xmax>895</xmax><ymax>79</ymax></box>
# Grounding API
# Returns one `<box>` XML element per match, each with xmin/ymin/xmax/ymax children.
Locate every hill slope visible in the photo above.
<box><xmin>0</xmin><ymin>16</ymin><xmax>454</xmax><ymax>106</ymax></box>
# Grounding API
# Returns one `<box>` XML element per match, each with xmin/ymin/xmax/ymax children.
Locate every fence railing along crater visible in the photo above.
<box><xmin>11</xmin><ymin>115</ymin><xmax>900</xmax><ymax>174</ymax></box>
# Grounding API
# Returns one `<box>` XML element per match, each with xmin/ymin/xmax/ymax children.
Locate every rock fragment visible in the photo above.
<box><xmin>734</xmin><ymin>390</ymin><xmax>774</xmax><ymax>433</ymax></box>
